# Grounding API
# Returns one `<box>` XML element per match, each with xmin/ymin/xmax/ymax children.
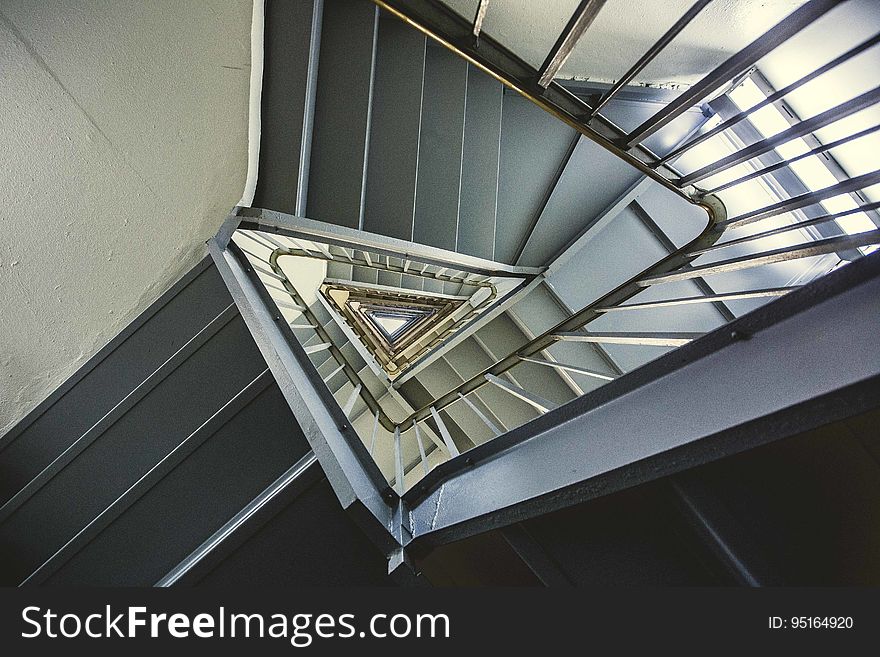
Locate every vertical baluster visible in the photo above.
<box><xmin>429</xmin><ymin>407</ymin><xmax>460</xmax><ymax>457</ymax></box>
<box><xmin>393</xmin><ymin>426</ymin><xmax>405</xmax><ymax>494</ymax></box>
<box><xmin>413</xmin><ymin>422</ymin><xmax>429</xmax><ymax>475</ymax></box>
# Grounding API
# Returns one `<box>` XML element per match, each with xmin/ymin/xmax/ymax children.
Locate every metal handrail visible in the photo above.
<box><xmin>371</xmin><ymin>0</ymin><xmax>698</xmax><ymax>202</ymax></box>
<box><xmin>391</xmin><ymin>194</ymin><xmax>724</xmax><ymax>430</ymax></box>
<box><xmin>371</xmin><ymin>0</ymin><xmax>871</xmax><ymax>204</ymax></box>
<box><xmin>349</xmin><ymin>0</ymin><xmax>880</xmax><ymax>491</ymax></box>
<box><xmin>234</xmin><ymin>198</ymin><xmax>725</xmax><ymax>490</ymax></box>
<box><xmin>234</xmin><ymin>231</ymin><xmax>508</xmax><ymax>434</ymax></box>
<box><xmin>237</xmin><ymin>187</ymin><xmax>880</xmax><ymax>490</ymax></box>
<box><xmin>272</xmin><ymin>246</ymin><xmax>500</xmax><ymax>377</ymax></box>
<box><xmin>229</xmin><ymin>0</ymin><xmax>880</xmax><ymax>494</ymax></box>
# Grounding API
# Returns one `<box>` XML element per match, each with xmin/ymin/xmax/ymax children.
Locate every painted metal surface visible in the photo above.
<box><xmin>363</xmin><ymin>11</ymin><xmax>426</xmax><ymax>240</ymax></box>
<box><xmin>405</xmin><ymin>251</ymin><xmax>880</xmax><ymax>545</ymax></box>
<box><xmin>252</xmin><ymin>0</ymin><xmax>323</xmax><ymax>215</ymax></box>
<box><xmin>622</xmin><ymin>0</ymin><xmax>844</xmax><ymax>148</ymax></box>
<box><xmin>235</xmin><ymin>207</ymin><xmax>543</xmax><ymax>277</ymax></box>
<box><xmin>156</xmin><ymin>451</ymin><xmax>320</xmax><ymax>587</ymax></box>
<box><xmin>537</xmin><ymin>0</ymin><xmax>609</xmax><ymax>88</ymax></box>
<box><xmin>414</xmin><ymin>44</ymin><xmax>468</xmax><ymax>251</ymax></box>
<box><xmin>208</xmin><ymin>238</ymin><xmax>399</xmax><ymax>555</ymax></box>
<box><xmin>371</xmin><ymin>0</ymin><xmax>698</xmax><ymax>200</ymax></box>
<box><xmin>308</xmin><ymin>0</ymin><xmax>379</xmax><ymax>229</ymax></box>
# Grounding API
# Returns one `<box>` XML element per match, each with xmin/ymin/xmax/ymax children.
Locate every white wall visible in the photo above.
<box><xmin>0</xmin><ymin>0</ymin><xmax>253</xmax><ymax>433</ymax></box>
<box><xmin>442</xmin><ymin>0</ymin><xmax>806</xmax><ymax>87</ymax></box>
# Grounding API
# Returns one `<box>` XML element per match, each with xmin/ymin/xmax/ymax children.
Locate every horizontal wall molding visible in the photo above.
<box><xmin>0</xmin><ymin>303</ymin><xmax>239</xmax><ymax>526</ymax></box>
<box><xmin>21</xmin><ymin>368</ymin><xmax>276</xmax><ymax>586</ymax></box>
<box><xmin>156</xmin><ymin>451</ymin><xmax>321</xmax><ymax>587</ymax></box>
<box><xmin>0</xmin><ymin>257</ymin><xmax>213</xmax><ymax>453</ymax></box>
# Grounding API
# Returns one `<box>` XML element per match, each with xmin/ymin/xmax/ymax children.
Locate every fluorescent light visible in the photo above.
<box><xmin>728</xmin><ymin>78</ymin><xmax>764</xmax><ymax>111</ymax></box>
<box><xmin>789</xmin><ymin>156</ymin><xmax>839</xmax><ymax>190</ymax></box>
<box><xmin>729</xmin><ymin>77</ymin><xmax>877</xmax><ymax>246</ymax></box>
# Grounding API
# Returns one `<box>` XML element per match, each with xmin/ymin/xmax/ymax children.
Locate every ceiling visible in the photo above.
<box><xmin>0</xmin><ymin>0</ymin><xmax>252</xmax><ymax>433</ymax></box>
<box><xmin>443</xmin><ymin>0</ymin><xmax>809</xmax><ymax>87</ymax></box>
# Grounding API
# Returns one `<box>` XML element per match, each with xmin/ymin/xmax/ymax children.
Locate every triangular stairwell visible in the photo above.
<box><xmin>322</xmin><ymin>283</ymin><xmax>472</xmax><ymax>378</ymax></box>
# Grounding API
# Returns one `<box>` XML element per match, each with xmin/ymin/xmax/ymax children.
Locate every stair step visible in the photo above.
<box><xmin>494</xmin><ymin>94</ymin><xmax>577</xmax><ymax>264</ymax></box>
<box><xmin>421</xmin><ymin>275</ymin><xmax>444</xmax><ymax>294</ymax></box>
<box><xmin>441</xmin><ymin>339</ymin><xmax>523</xmax><ymax>433</ymax></box>
<box><xmin>474</xmin><ymin>314</ymin><xmax>576</xmax><ymax>407</ymax></box>
<box><xmin>358</xmin><ymin>365</ymin><xmax>389</xmax><ymax>402</ymax></box>
<box><xmin>316</xmin><ymin>355</ymin><xmax>343</xmax><ymax>383</ymax></box>
<box><xmin>401</xmin><ymin>272</ymin><xmax>426</xmax><ymax>292</ymax></box>
<box><xmin>340</xmin><ymin>341</ymin><xmax>367</xmax><ymax>373</ymax></box>
<box><xmin>509</xmin><ymin>284</ymin><xmax>618</xmax><ymax>393</ymax></box>
<box><xmin>378</xmin><ymin>269</ymin><xmax>403</xmax><ymax>288</ymax></box>
<box><xmin>308</xmin><ymin>298</ymin><xmax>333</xmax><ymax>325</ymax></box>
<box><xmin>326</xmin><ymin>260</ymin><xmax>353</xmax><ymax>280</ymax></box>
<box><xmin>517</xmin><ymin>137</ymin><xmax>642</xmax><ymax>266</ymax></box>
<box><xmin>321</xmin><ymin>315</ymin><xmax>347</xmax><ymax>345</ymax></box>
<box><xmin>352</xmin><ymin>263</ymin><xmax>379</xmax><ymax>285</ymax></box>
<box><xmin>397</xmin><ymin>377</ymin><xmax>470</xmax><ymax>456</ymax></box>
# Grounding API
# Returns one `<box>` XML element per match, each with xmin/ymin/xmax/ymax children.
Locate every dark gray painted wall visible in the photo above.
<box><xmin>419</xmin><ymin>406</ymin><xmax>880</xmax><ymax>586</ymax></box>
<box><xmin>252</xmin><ymin>0</ymin><xmax>320</xmax><ymax>215</ymax></box>
<box><xmin>307</xmin><ymin>0</ymin><xmax>378</xmax><ymax>229</ymax></box>
<box><xmin>363</xmin><ymin>11</ymin><xmax>426</xmax><ymax>241</ymax></box>
<box><xmin>0</xmin><ymin>260</ymin><xmax>391</xmax><ymax>586</ymax></box>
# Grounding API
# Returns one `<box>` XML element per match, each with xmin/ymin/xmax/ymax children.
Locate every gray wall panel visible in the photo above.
<box><xmin>48</xmin><ymin>385</ymin><xmax>309</xmax><ymax>586</ymax></box>
<box><xmin>307</xmin><ymin>0</ymin><xmax>378</xmax><ymax>229</ymax></box>
<box><xmin>362</xmin><ymin>12</ymin><xmax>426</xmax><ymax>241</ymax></box>
<box><xmin>0</xmin><ymin>316</ymin><xmax>267</xmax><ymax>585</ymax></box>
<box><xmin>413</xmin><ymin>44</ymin><xmax>467</xmax><ymax>251</ymax></box>
<box><xmin>252</xmin><ymin>0</ymin><xmax>320</xmax><ymax>215</ymax></box>
<box><xmin>0</xmin><ymin>262</ymin><xmax>230</xmax><ymax>508</ymax></box>
<box><xmin>458</xmin><ymin>65</ymin><xmax>503</xmax><ymax>260</ymax></box>
<box><xmin>196</xmin><ymin>478</ymin><xmax>391</xmax><ymax>586</ymax></box>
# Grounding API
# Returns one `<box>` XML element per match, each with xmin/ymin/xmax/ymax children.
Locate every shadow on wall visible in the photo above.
<box><xmin>0</xmin><ymin>0</ymin><xmax>254</xmax><ymax>434</ymax></box>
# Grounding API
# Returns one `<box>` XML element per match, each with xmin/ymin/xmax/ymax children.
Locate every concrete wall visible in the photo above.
<box><xmin>0</xmin><ymin>0</ymin><xmax>253</xmax><ymax>434</ymax></box>
<box><xmin>0</xmin><ymin>259</ymin><xmax>390</xmax><ymax>586</ymax></box>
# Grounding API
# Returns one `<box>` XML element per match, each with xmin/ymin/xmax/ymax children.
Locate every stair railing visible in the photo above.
<box><xmin>227</xmin><ymin>229</ymin><xmax>543</xmax><ymax>494</ymax></box>
<box><xmin>231</xmin><ymin>184</ymin><xmax>880</xmax><ymax>495</ymax></box>
<box><xmin>230</xmin><ymin>233</ymin><xmax>503</xmax><ymax>432</ymax></box>
<box><xmin>372</xmin><ymin>0</ymin><xmax>870</xmax><ymax>208</ymax></box>
<box><xmin>218</xmin><ymin>0</ymin><xmax>880</xmax><ymax>495</ymax></box>
<box><xmin>355</xmin><ymin>0</ymin><xmax>880</xmax><ymax>491</ymax></box>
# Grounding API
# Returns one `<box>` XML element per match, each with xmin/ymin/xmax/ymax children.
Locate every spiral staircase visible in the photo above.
<box><xmin>2</xmin><ymin>0</ymin><xmax>880</xmax><ymax>586</ymax></box>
